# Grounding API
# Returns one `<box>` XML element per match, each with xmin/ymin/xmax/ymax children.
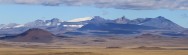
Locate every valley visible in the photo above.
<box><xmin>1</xmin><ymin>45</ymin><xmax>188</xmax><ymax>55</ymax></box>
<box><xmin>0</xmin><ymin>35</ymin><xmax>188</xmax><ymax>55</ymax></box>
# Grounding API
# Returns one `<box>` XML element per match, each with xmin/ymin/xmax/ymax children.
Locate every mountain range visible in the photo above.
<box><xmin>0</xmin><ymin>16</ymin><xmax>186</xmax><ymax>36</ymax></box>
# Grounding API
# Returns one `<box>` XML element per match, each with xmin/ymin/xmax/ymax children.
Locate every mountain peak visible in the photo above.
<box><xmin>155</xmin><ymin>16</ymin><xmax>169</xmax><ymax>20</ymax></box>
<box><xmin>92</xmin><ymin>16</ymin><xmax>105</xmax><ymax>20</ymax></box>
<box><xmin>156</xmin><ymin>16</ymin><xmax>165</xmax><ymax>19</ymax></box>
<box><xmin>88</xmin><ymin>16</ymin><xmax>112</xmax><ymax>24</ymax></box>
<box><xmin>137</xmin><ymin>16</ymin><xmax>183</xmax><ymax>30</ymax></box>
<box><xmin>121</xmin><ymin>16</ymin><xmax>126</xmax><ymax>19</ymax></box>
<box><xmin>114</xmin><ymin>16</ymin><xmax>130</xmax><ymax>24</ymax></box>
<box><xmin>35</xmin><ymin>19</ymin><xmax>44</xmax><ymax>22</ymax></box>
<box><xmin>45</xmin><ymin>18</ymin><xmax>62</xmax><ymax>26</ymax></box>
<box><xmin>25</xmin><ymin>19</ymin><xmax>46</xmax><ymax>27</ymax></box>
<box><xmin>51</xmin><ymin>18</ymin><xmax>62</xmax><ymax>22</ymax></box>
<box><xmin>118</xmin><ymin>16</ymin><xmax>129</xmax><ymax>20</ymax></box>
<box><xmin>154</xmin><ymin>16</ymin><xmax>174</xmax><ymax>23</ymax></box>
<box><xmin>34</xmin><ymin>19</ymin><xmax>45</xmax><ymax>24</ymax></box>
<box><xmin>52</xmin><ymin>18</ymin><xmax>59</xmax><ymax>20</ymax></box>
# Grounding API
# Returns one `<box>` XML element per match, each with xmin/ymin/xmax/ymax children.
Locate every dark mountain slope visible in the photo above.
<box><xmin>0</xmin><ymin>28</ymin><xmax>56</xmax><ymax>43</ymax></box>
<box><xmin>79</xmin><ymin>23</ymin><xmax>158</xmax><ymax>31</ymax></box>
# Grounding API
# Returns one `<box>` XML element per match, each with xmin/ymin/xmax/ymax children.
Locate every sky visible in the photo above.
<box><xmin>0</xmin><ymin>0</ymin><xmax>188</xmax><ymax>28</ymax></box>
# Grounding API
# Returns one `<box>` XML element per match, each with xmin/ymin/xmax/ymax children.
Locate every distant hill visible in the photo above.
<box><xmin>135</xmin><ymin>34</ymin><xmax>163</xmax><ymax>39</ymax></box>
<box><xmin>0</xmin><ymin>28</ymin><xmax>56</xmax><ymax>43</ymax></box>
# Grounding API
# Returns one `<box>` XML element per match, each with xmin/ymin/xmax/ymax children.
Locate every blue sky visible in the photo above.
<box><xmin>0</xmin><ymin>0</ymin><xmax>188</xmax><ymax>28</ymax></box>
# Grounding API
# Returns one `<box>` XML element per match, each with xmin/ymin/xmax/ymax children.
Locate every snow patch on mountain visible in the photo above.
<box><xmin>0</xmin><ymin>23</ymin><xmax>24</xmax><ymax>29</ymax></box>
<box><xmin>63</xmin><ymin>25</ymin><xmax>84</xmax><ymax>28</ymax></box>
<box><xmin>14</xmin><ymin>24</ymin><xmax>24</xmax><ymax>28</ymax></box>
<box><xmin>68</xmin><ymin>17</ymin><xmax>93</xmax><ymax>22</ymax></box>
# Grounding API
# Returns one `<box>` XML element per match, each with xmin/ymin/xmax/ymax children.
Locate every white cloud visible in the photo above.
<box><xmin>1</xmin><ymin>0</ymin><xmax>188</xmax><ymax>10</ymax></box>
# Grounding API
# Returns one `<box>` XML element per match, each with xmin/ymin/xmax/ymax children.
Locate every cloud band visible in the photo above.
<box><xmin>0</xmin><ymin>0</ymin><xmax>188</xmax><ymax>10</ymax></box>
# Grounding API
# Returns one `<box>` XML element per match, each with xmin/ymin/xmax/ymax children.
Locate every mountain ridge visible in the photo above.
<box><xmin>0</xmin><ymin>16</ymin><xmax>185</xmax><ymax>35</ymax></box>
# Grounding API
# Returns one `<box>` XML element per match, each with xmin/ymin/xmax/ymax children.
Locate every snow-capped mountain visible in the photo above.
<box><xmin>68</xmin><ymin>17</ymin><xmax>93</xmax><ymax>22</ymax></box>
<box><xmin>87</xmin><ymin>16</ymin><xmax>113</xmax><ymax>24</ymax></box>
<box><xmin>0</xmin><ymin>17</ymin><xmax>94</xmax><ymax>30</ymax></box>
<box><xmin>24</xmin><ymin>18</ymin><xmax>63</xmax><ymax>28</ymax></box>
<box><xmin>79</xmin><ymin>16</ymin><xmax>185</xmax><ymax>32</ymax></box>
<box><xmin>0</xmin><ymin>16</ymin><xmax>185</xmax><ymax>32</ymax></box>
<box><xmin>13</xmin><ymin>24</ymin><xmax>24</xmax><ymax>28</ymax></box>
<box><xmin>25</xmin><ymin>19</ymin><xmax>46</xmax><ymax>27</ymax></box>
<box><xmin>0</xmin><ymin>23</ymin><xmax>24</xmax><ymax>29</ymax></box>
<box><xmin>45</xmin><ymin>18</ymin><xmax>63</xmax><ymax>26</ymax></box>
